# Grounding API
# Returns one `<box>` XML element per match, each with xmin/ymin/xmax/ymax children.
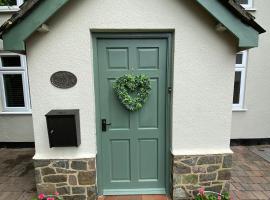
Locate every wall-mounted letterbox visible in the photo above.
<box><xmin>45</xmin><ymin>109</ymin><xmax>81</xmax><ymax>148</ymax></box>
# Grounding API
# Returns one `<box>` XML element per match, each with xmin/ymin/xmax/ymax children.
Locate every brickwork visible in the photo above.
<box><xmin>34</xmin><ymin>158</ymin><xmax>96</xmax><ymax>200</ymax></box>
<box><xmin>172</xmin><ymin>154</ymin><xmax>232</xmax><ymax>199</ymax></box>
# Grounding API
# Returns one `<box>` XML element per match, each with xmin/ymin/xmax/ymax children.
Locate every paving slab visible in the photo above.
<box><xmin>0</xmin><ymin>148</ymin><xmax>36</xmax><ymax>200</ymax></box>
<box><xmin>230</xmin><ymin>145</ymin><xmax>270</xmax><ymax>200</ymax></box>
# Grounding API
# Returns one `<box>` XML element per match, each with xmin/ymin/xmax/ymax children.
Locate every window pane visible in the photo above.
<box><xmin>3</xmin><ymin>74</ymin><xmax>25</xmax><ymax>107</ymax></box>
<box><xmin>236</xmin><ymin>0</ymin><xmax>249</xmax><ymax>5</ymax></box>
<box><xmin>236</xmin><ymin>53</ymin><xmax>243</xmax><ymax>64</ymax></box>
<box><xmin>233</xmin><ymin>71</ymin><xmax>242</xmax><ymax>104</ymax></box>
<box><xmin>1</xmin><ymin>55</ymin><xmax>21</xmax><ymax>67</ymax></box>
<box><xmin>0</xmin><ymin>0</ymin><xmax>17</xmax><ymax>6</ymax></box>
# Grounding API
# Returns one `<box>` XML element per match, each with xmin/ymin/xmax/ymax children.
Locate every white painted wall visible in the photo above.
<box><xmin>0</xmin><ymin>115</ymin><xmax>33</xmax><ymax>142</ymax></box>
<box><xmin>0</xmin><ymin>12</ymin><xmax>34</xmax><ymax>142</ymax></box>
<box><xmin>231</xmin><ymin>0</ymin><xmax>270</xmax><ymax>139</ymax></box>
<box><xmin>26</xmin><ymin>0</ymin><xmax>236</xmax><ymax>159</ymax></box>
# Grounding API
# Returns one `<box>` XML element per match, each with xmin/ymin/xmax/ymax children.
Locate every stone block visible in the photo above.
<box><xmin>222</xmin><ymin>155</ymin><xmax>232</xmax><ymax>168</ymax></box>
<box><xmin>222</xmin><ymin>181</ymin><xmax>230</xmax><ymax>193</ymax></box>
<box><xmin>43</xmin><ymin>175</ymin><xmax>67</xmax><ymax>183</ymax></box>
<box><xmin>57</xmin><ymin>186</ymin><xmax>71</xmax><ymax>195</ymax></box>
<box><xmin>182</xmin><ymin>174</ymin><xmax>198</xmax><ymax>184</ymax></box>
<box><xmin>173</xmin><ymin>163</ymin><xmax>191</xmax><ymax>174</ymax></box>
<box><xmin>207</xmin><ymin>165</ymin><xmax>220</xmax><ymax>173</ymax></box>
<box><xmin>72</xmin><ymin>186</ymin><xmax>86</xmax><ymax>194</ymax></box>
<box><xmin>216</xmin><ymin>156</ymin><xmax>222</xmax><ymax>164</ymax></box>
<box><xmin>71</xmin><ymin>161</ymin><xmax>87</xmax><ymax>171</ymax></box>
<box><xmin>78</xmin><ymin>171</ymin><xmax>96</xmax><ymax>185</ymax></box>
<box><xmin>36</xmin><ymin>183</ymin><xmax>56</xmax><ymax>195</ymax></box>
<box><xmin>87</xmin><ymin>186</ymin><xmax>96</xmax><ymax>199</ymax></box>
<box><xmin>88</xmin><ymin>159</ymin><xmax>95</xmax><ymax>171</ymax></box>
<box><xmin>192</xmin><ymin>166</ymin><xmax>206</xmax><ymax>173</ymax></box>
<box><xmin>205</xmin><ymin>185</ymin><xmax>223</xmax><ymax>193</ymax></box>
<box><xmin>52</xmin><ymin>160</ymin><xmax>69</xmax><ymax>169</ymax></box>
<box><xmin>173</xmin><ymin>187</ymin><xmax>191</xmax><ymax>200</ymax></box>
<box><xmin>173</xmin><ymin>174</ymin><xmax>182</xmax><ymax>186</ymax></box>
<box><xmin>35</xmin><ymin>169</ymin><xmax>42</xmax><ymax>184</ymax></box>
<box><xmin>34</xmin><ymin>160</ymin><xmax>51</xmax><ymax>168</ymax></box>
<box><xmin>181</xmin><ymin>158</ymin><xmax>198</xmax><ymax>166</ymax></box>
<box><xmin>218</xmin><ymin>169</ymin><xmax>231</xmax><ymax>180</ymax></box>
<box><xmin>197</xmin><ymin>156</ymin><xmax>216</xmax><ymax>165</ymax></box>
<box><xmin>41</xmin><ymin>167</ymin><xmax>56</xmax><ymax>176</ymax></box>
<box><xmin>69</xmin><ymin>175</ymin><xmax>78</xmax><ymax>185</ymax></box>
<box><xmin>199</xmin><ymin>173</ymin><xmax>217</xmax><ymax>182</ymax></box>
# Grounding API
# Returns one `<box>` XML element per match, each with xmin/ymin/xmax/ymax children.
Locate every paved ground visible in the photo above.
<box><xmin>230</xmin><ymin>145</ymin><xmax>270</xmax><ymax>200</ymax></box>
<box><xmin>0</xmin><ymin>146</ymin><xmax>269</xmax><ymax>200</ymax></box>
<box><xmin>0</xmin><ymin>148</ymin><xmax>36</xmax><ymax>200</ymax></box>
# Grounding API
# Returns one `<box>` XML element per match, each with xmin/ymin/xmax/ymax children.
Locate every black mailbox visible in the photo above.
<box><xmin>45</xmin><ymin>109</ymin><xmax>81</xmax><ymax>148</ymax></box>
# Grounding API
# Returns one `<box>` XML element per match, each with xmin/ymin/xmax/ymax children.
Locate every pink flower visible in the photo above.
<box><xmin>198</xmin><ymin>187</ymin><xmax>205</xmax><ymax>196</ymax></box>
<box><xmin>47</xmin><ymin>198</ymin><xmax>55</xmax><ymax>200</ymax></box>
<box><xmin>54</xmin><ymin>192</ymin><xmax>59</xmax><ymax>196</ymax></box>
<box><xmin>38</xmin><ymin>194</ymin><xmax>45</xmax><ymax>200</ymax></box>
<box><xmin>218</xmin><ymin>193</ymin><xmax>221</xmax><ymax>200</ymax></box>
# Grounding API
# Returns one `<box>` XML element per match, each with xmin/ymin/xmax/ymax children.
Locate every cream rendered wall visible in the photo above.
<box><xmin>26</xmin><ymin>0</ymin><xmax>236</xmax><ymax>159</ymax></box>
<box><xmin>0</xmin><ymin>12</ymin><xmax>34</xmax><ymax>142</ymax></box>
<box><xmin>231</xmin><ymin>0</ymin><xmax>270</xmax><ymax>139</ymax></box>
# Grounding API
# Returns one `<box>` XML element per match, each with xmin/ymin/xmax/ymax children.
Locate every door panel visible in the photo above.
<box><xmin>97</xmin><ymin>38</ymin><xmax>168</xmax><ymax>194</ymax></box>
<box><xmin>110</xmin><ymin>140</ymin><xmax>131</xmax><ymax>181</ymax></box>
<box><xmin>139</xmin><ymin>139</ymin><xmax>158</xmax><ymax>180</ymax></box>
<box><xmin>138</xmin><ymin>79</ymin><xmax>158</xmax><ymax>129</ymax></box>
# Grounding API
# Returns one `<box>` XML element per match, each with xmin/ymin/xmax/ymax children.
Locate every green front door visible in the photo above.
<box><xmin>95</xmin><ymin>36</ymin><xmax>169</xmax><ymax>195</ymax></box>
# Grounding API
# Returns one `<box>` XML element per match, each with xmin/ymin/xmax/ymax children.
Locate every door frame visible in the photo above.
<box><xmin>92</xmin><ymin>32</ymin><xmax>173</xmax><ymax>195</ymax></box>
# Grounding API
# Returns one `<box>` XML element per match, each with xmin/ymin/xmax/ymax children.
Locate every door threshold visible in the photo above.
<box><xmin>98</xmin><ymin>194</ymin><xmax>171</xmax><ymax>200</ymax></box>
<box><xmin>103</xmin><ymin>188</ymin><xmax>166</xmax><ymax>195</ymax></box>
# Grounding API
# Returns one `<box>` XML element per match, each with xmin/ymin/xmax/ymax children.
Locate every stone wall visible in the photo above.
<box><xmin>172</xmin><ymin>154</ymin><xmax>232</xmax><ymax>200</ymax></box>
<box><xmin>34</xmin><ymin>158</ymin><xmax>96</xmax><ymax>200</ymax></box>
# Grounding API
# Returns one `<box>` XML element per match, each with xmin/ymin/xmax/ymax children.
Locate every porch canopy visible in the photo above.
<box><xmin>0</xmin><ymin>0</ymin><xmax>265</xmax><ymax>52</ymax></box>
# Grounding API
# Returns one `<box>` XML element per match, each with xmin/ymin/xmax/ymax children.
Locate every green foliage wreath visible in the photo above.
<box><xmin>113</xmin><ymin>74</ymin><xmax>151</xmax><ymax>112</ymax></box>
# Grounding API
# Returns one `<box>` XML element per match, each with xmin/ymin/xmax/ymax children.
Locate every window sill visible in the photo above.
<box><xmin>0</xmin><ymin>7</ymin><xmax>20</xmax><ymax>12</ymax></box>
<box><xmin>232</xmin><ymin>108</ymin><xmax>248</xmax><ymax>112</ymax></box>
<box><xmin>0</xmin><ymin>111</ymin><xmax>32</xmax><ymax>115</ymax></box>
<box><xmin>245</xmin><ymin>8</ymin><xmax>256</xmax><ymax>11</ymax></box>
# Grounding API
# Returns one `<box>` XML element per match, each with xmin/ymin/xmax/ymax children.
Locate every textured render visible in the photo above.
<box><xmin>172</xmin><ymin>154</ymin><xmax>232</xmax><ymax>199</ymax></box>
<box><xmin>34</xmin><ymin>158</ymin><xmax>96</xmax><ymax>200</ymax></box>
<box><xmin>26</xmin><ymin>0</ymin><xmax>236</xmax><ymax>159</ymax></box>
<box><xmin>231</xmin><ymin>1</ymin><xmax>270</xmax><ymax>139</ymax></box>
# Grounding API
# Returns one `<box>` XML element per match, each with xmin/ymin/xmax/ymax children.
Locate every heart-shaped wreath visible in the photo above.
<box><xmin>113</xmin><ymin>74</ymin><xmax>151</xmax><ymax>112</ymax></box>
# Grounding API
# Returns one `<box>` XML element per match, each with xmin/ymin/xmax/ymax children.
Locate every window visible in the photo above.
<box><xmin>0</xmin><ymin>0</ymin><xmax>23</xmax><ymax>11</ymax></box>
<box><xmin>0</xmin><ymin>53</ymin><xmax>31</xmax><ymax>112</ymax></box>
<box><xmin>235</xmin><ymin>0</ymin><xmax>253</xmax><ymax>10</ymax></box>
<box><xmin>233</xmin><ymin>50</ymin><xmax>247</xmax><ymax>110</ymax></box>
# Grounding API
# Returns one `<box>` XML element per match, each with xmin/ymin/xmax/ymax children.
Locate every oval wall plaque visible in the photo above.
<box><xmin>50</xmin><ymin>71</ymin><xmax>77</xmax><ymax>89</ymax></box>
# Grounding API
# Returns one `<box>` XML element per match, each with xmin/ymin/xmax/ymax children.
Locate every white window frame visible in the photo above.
<box><xmin>233</xmin><ymin>50</ymin><xmax>248</xmax><ymax>110</ymax></box>
<box><xmin>239</xmin><ymin>0</ymin><xmax>253</xmax><ymax>10</ymax></box>
<box><xmin>0</xmin><ymin>53</ymin><xmax>31</xmax><ymax>112</ymax></box>
<box><xmin>0</xmin><ymin>0</ymin><xmax>23</xmax><ymax>12</ymax></box>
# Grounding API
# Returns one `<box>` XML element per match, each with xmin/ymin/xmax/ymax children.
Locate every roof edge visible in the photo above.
<box><xmin>1</xmin><ymin>0</ymin><xmax>70</xmax><ymax>51</ymax></box>
<box><xmin>196</xmin><ymin>0</ymin><xmax>263</xmax><ymax>49</ymax></box>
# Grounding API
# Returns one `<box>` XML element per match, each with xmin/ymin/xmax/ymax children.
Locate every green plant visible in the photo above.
<box><xmin>195</xmin><ymin>188</ymin><xmax>231</xmax><ymax>200</ymax></box>
<box><xmin>113</xmin><ymin>74</ymin><xmax>151</xmax><ymax>111</ymax></box>
<box><xmin>0</xmin><ymin>0</ymin><xmax>17</xmax><ymax>6</ymax></box>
